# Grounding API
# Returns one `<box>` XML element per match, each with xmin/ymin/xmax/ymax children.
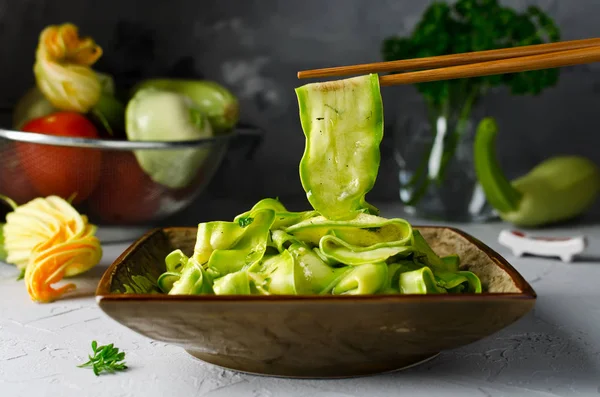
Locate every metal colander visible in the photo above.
<box><xmin>0</xmin><ymin>124</ymin><xmax>263</xmax><ymax>240</ymax></box>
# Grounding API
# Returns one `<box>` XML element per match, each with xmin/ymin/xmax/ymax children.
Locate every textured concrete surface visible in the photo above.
<box><xmin>2</xmin><ymin>205</ymin><xmax>600</xmax><ymax>396</ymax></box>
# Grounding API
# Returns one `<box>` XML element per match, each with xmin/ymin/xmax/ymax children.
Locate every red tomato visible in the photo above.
<box><xmin>0</xmin><ymin>146</ymin><xmax>38</xmax><ymax>205</ymax></box>
<box><xmin>17</xmin><ymin>112</ymin><xmax>102</xmax><ymax>204</ymax></box>
<box><xmin>87</xmin><ymin>152</ymin><xmax>161</xmax><ymax>224</ymax></box>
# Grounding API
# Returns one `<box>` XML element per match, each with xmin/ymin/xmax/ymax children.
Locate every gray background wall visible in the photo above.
<box><xmin>1</xmin><ymin>0</ymin><xmax>599</xmax><ymax>221</ymax></box>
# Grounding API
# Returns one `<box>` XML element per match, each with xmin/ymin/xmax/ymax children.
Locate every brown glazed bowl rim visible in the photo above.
<box><xmin>96</xmin><ymin>226</ymin><xmax>537</xmax><ymax>302</ymax></box>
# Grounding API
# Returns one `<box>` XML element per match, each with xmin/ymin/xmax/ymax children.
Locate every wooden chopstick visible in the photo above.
<box><xmin>297</xmin><ymin>38</ymin><xmax>600</xmax><ymax>80</ymax></box>
<box><xmin>379</xmin><ymin>45</ymin><xmax>600</xmax><ymax>86</ymax></box>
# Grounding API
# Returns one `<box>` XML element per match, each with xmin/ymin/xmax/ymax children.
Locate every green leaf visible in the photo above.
<box><xmin>237</xmin><ymin>216</ymin><xmax>254</xmax><ymax>228</ymax></box>
<box><xmin>78</xmin><ymin>340</ymin><xmax>127</xmax><ymax>376</ymax></box>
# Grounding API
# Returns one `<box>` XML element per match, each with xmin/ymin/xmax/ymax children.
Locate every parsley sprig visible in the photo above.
<box><xmin>78</xmin><ymin>340</ymin><xmax>128</xmax><ymax>376</ymax></box>
<box><xmin>238</xmin><ymin>216</ymin><xmax>254</xmax><ymax>228</ymax></box>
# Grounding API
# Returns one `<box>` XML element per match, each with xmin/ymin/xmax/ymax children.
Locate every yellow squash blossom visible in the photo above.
<box><xmin>4</xmin><ymin>196</ymin><xmax>102</xmax><ymax>303</ymax></box>
<box><xmin>34</xmin><ymin>23</ymin><xmax>103</xmax><ymax>113</ymax></box>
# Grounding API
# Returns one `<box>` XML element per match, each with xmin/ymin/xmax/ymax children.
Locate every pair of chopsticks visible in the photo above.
<box><xmin>297</xmin><ymin>38</ymin><xmax>600</xmax><ymax>86</ymax></box>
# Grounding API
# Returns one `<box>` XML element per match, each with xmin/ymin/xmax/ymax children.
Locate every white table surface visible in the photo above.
<box><xmin>2</xmin><ymin>205</ymin><xmax>600</xmax><ymax>397</ymax></box>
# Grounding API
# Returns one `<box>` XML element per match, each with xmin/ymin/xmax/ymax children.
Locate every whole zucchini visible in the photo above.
<box><xmin>131</xmin><ymin>78</ymin><xmax>239</xmax><ymax>133</ymax></box>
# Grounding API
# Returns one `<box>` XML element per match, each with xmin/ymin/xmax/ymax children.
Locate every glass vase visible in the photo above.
<box><xmin>393</xmin><ymin>99</ymin><xmax>496</xmax><ymax>222</ymax></box>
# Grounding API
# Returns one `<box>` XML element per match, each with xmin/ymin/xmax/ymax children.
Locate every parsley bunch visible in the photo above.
<box><xmin>78</xmin><ymin>340</ymin><xmax>128</xmax><ymax>376</ymax></box>
<box><xmin>382</xmin><ymin>0</ymin><xmax>560</xmax><ymax>108</ymax></box>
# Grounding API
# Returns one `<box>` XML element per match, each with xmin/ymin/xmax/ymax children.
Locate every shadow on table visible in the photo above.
<box><xmin>389</xmin><ymin>299</ymin><xmax>600</xmax><ymax>394</ymax></box>
<box><xmin>573</xmin><ymin>254</ymin><xmax>600</xmax><ymax>263</ymax></box>
<box><xmin>61</xmin><ymin>264</ymin><xmax>110</xmax><ymax>300</ymax></box>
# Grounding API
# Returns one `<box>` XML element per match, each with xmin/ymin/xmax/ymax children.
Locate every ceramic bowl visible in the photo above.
<box><xmin>96</xmin><ymin>226</ymin><xmax>536</xmax><ymax>378</ymax></box>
